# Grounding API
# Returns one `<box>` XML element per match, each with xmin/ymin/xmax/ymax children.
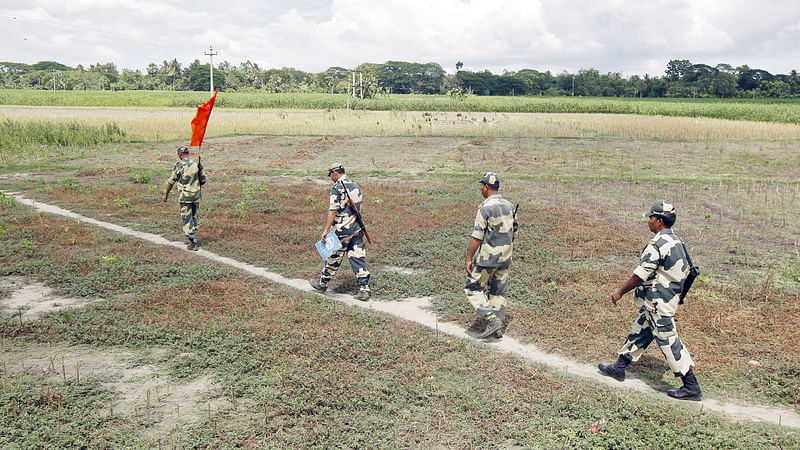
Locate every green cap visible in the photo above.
<box><xmin>644</xmin><ymin>200</ymin><xmax>676</xmax><ymax>218</ymax></box>
<box><xmin>479</xmin><ymin>172</ymin><xmax>499</xmax><ymax>188</ymax></box>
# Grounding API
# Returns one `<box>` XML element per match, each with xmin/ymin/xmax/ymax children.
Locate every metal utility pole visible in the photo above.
<box><xmin>52</xmin><ymin>70</ymin><xmax>56</xmax><ymax>92</ymax></box>
<box><xmin>346</xmin><ymin>69</ymin><xmax>365</xmax><ymax>109</ymax></box>
<box><xmin>571</xmin><ymin>75</ymin><xmax>575</xmax><ymax>96</ymax></box>
<box><xmin>204</xmin><ymin>45</ymin><xmax>218</xmax><ymax>94</ymax></box>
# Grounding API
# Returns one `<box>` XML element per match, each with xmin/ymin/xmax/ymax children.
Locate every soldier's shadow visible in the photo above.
<box><xmin>331</xmin><ymin>277</ymin><xmax>360</xmax><ymax>295</ymax></box>
<box><xmin>619</xmin><ymin>354</ymin><xmax>682</xmax><ymax>394</ymax></box>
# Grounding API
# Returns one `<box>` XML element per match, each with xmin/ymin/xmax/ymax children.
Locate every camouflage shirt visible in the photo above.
<box><xmin>329</xmin><ymin>176</ymin><xmax>363</xmax><ymax>237</ymax></box>
<box><xmin>471</xmin><ymin>194</ymin><xmax>516</xmax><ymax>267</ymax></box>
<box><xmin>632</xmin><ymin>228</ymin><xmax>689</xmax><ymax>316</ymax></box>
<box><xmin>167</xmin><ymin>158</ymin><xmax>202</xmax><ymax>203</ymax></box>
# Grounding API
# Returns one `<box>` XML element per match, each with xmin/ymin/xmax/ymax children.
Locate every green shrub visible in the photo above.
<box><xmin>129</xmin><ymin>172</ymin><xmax>152</xmax><ymax>184</ymax></box>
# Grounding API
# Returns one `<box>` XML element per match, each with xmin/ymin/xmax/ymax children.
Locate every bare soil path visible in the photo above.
<box><xmin>8</xmin><ymin>193</ymin><xmax>800</xmax><ymax>429</ymax></box>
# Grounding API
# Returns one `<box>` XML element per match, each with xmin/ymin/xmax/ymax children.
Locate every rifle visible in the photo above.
<box><xmin>513</xmin><ymin>204</ymin><xmax>519</xmax><ymax>235</ymax></box>
<box><xmin>339</xmin><ymin>180</ymin><xmax>373</xmax><ymax>244</ymax></box>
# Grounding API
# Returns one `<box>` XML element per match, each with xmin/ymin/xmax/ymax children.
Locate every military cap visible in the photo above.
<box><xmin>644</xmin><ymin>200</ymin><xmax>676</xmax><ymax>218</ymax></box>
<box><xmin>327</xmin><ymin>163</ymin><xmax>344</xmax><ymax>175</ymax></box>
<box><xmin>478</xmin><ymin>172</ymin><xmax>500</xmax><ymax>188</ymax></box>
<box><xmin>177</xmin><ymin>145</ymin><xmax>190</xmax><ymax>154</ymax></box>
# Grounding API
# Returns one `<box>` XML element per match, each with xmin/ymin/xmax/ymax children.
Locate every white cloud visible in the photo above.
<box><xmin>1</xmin><ymin>0</ymin><xmax>799</xmax><ymax>76</ymax></box>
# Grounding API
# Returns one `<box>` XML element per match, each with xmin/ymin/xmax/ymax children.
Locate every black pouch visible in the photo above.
<box><xmin>679</xmin><ymin>245</ymin><xmax>699</xmax><ymax>305</ymax></box>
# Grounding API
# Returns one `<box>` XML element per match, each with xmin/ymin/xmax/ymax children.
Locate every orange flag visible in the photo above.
<box><xmin>190</xmin><ymin>88</ymin><xmax>218</xmax><ymax>147</ymax></box>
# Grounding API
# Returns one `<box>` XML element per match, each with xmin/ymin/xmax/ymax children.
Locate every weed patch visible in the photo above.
<box><xmin>0</xmin><ymin>119</ymin><xmax>127</xmax><ymax>165</ymax></box>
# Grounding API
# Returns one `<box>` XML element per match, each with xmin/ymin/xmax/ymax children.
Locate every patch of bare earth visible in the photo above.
<box><xmin>0</xmin><ymin>276</ymin><xmax>104</xmax><ymax>321</ymax></box>
<box><xmin>273</xmin><ymin>136</ymin><xmax>354</xmax><ymax>168</ymax></box>
<box><xmin>0</xmin><ymin>277</ymin><xmax>231</xmax><ymax>438</ymax></box>
<box><xmin>1</xmin><ymin>341</ymin><xmax>225</xmax><ymax>438</ymax></box>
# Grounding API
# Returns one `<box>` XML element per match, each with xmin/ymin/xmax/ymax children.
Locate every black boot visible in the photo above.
<box><xmin>466</xmin><ymin>317</ymin><xmax>487</xmax><ymax>336</ymax></box>
<box><xmin>479</xmin><ymin>317</ymin><xmax>503</xmax><ymax>339</ymax></box>
<box><xmin>598</xmin><ymin>354</ymin><xmax>631</xmax><ymax>382</ymax></box>
<box><xmin>667</xmin><ymin>369</ymin><xmax>702</xmax><ymax>401</ymax></box>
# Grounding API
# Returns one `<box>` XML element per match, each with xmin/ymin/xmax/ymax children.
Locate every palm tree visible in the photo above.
<box><xmin>160</xmin><ymin>59</ymin><xmax>182</xmax><ymax>90</ymax></box>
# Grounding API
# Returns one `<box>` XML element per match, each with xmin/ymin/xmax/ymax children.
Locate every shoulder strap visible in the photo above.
<box><xmin>682</xmin><ymin>242</ymin><xmax>695</xmax><ymax>268</ymax></box>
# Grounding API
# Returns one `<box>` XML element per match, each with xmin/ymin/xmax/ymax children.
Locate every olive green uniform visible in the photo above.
<box><xmin>465</xmin><ymin>193</ymin><xmax>517</xmax><ymax>322</ymax></box>
<box><xmin>167</xmin><ymin>157</ymin><xmax>202</xmax><ymax>240</ymax></box>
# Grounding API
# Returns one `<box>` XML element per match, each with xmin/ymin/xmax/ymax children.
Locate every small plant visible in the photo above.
<box><xmin>280</xmin><ymin>190</ymin><xmax>290</xmax><ymax>199</ymax></box>
<box><xmin>784</xmin><ymin>265</ymin><xmax>800</xmax><ymax>284</ymax></box>
<box><xmin>0</xmin><ymin>192</ymin><xmax>16</xmax><ymax>208</ymax></box>
<box><xmin>373</xmin><ymin>197</ymin><xmax>383</xmax><ymax>205</ymax></box>
<box><xmin>129</xmin><ymin>172</ymin><xmax>152</xmax><ymax>184</ymax></box>
<box><xmin>114</xmin><ymin>197</ymin><xmax>131</xmax><ymax>208</ymax></box>
<box><xmin>0</xmin><ymin>222</ymin><xmax>7</xmax><ymax>239</ymax></box>
<box><xmin>242</xmin><ymin>182</ymin><xmax>267</xmax><ymax>200</ymax></box>
<box><xmin>61</xmin><ymin>177</ymin><xmax>79</xmax><ymax>190</ymax></box>
<box><xmin>235</xmin><ymin>201</ymin><xmax>248</xmax><ymax>218</ymax></box>
<box><xmin>20</xmin><ymin>238</ymin><xmax>36</xmax><ymax>253</ymax></box>
<box><xmin>304</xmin><ymin>194</ymin><xmax>315</xmax><ymax>205</ymax></box>
<box><xmin>60</xmin><ymin>311</ymin><xmax>73</xmax><ymax>322</ymax></box>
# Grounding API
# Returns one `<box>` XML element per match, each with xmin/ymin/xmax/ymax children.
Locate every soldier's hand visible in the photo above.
<box><xmin>465</xmin><ymin>260</ymin><xmax>473</xmax><ymax>275</ymax></box>
<box><xmin>611</xmin><ymin>291</ymin><xmax>622</xmax><ymax>305</ymax></box>
<box><xmin>320</xmin><ymin>233</ymin><xmax>327</xmax><ymax>244</ymax></box>
<box><xmin>162</xmin><ymin>195</ymin><xmax>168</xmax><ymax>203</ymax></box>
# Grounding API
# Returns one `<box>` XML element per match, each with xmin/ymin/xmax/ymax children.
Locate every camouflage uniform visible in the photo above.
<box><xmin>167</xmin><ymin>156</ymin><xmax>202</xmax><ymax>242</ymax></box>
<box><xmin>465</xmin><ymin>174</ymin><xmax>517</xmax><ymax>326</ymax></box>
<box><xmin>617</xmin><ymin>227</ymin><xmax>695</xmax><ymax>376</ymax></box>
<box><xmin>318</xmin><ymin>175</ymin><xmax>370</xmax><ymax>290</ymax></box>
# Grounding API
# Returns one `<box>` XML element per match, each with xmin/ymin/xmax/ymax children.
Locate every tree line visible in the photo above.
<box><xmin>2</xmin><ymin>58</ymin><xmax>799</xmax><ymax>99</ymax></box>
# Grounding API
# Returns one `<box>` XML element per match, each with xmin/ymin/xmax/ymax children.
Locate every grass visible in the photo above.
<box><xmin>2</xmin><ymin>108</ymin><xmax>800</xmax><ymax>171</ymax></box>
<box><xmin>0</xmin><ymin>209</ymin><xmax>797</xmax><ymax>447</ymax></box>
<box><xmin>3</xmin><ymin>89</ymin><xmax>800</xmax><ymax>124</ymax></box>
<box><xmin>0</xmin><ymin>110</ymin><xmax>799</xmax><ymax>445</ymax></box>
<box><xmin>0</xmin><ymin>119</ymin><xmax>128</xmax><ymax>165</ymax></box>
<box><xmin>3</xmin><ymin>160</ymin><xmax>799</xmax><ymax>407</ymax></box>
<box><xmin>3</xmin><ymin>107</ymin><xmax>800</xmax><ymax>153</ymax></box>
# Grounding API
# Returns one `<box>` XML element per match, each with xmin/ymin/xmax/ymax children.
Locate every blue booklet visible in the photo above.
<box><xmin>315</xmin><ymin>231</ymin><xmax>342</xmax><ymax>260</ymax></box>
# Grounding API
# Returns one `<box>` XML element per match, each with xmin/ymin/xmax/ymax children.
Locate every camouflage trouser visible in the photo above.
<box><xmin>320</xmin><ymin>230</ymin><xmax>370</xmax><ymax>288</ymax></box>
<box><xmin>618</xmin><ymin>306</ymin><xmax>695</xmax><ymax>377</ymax></box>
<box><xmin>180</xmin><ymin>202</ymin><xmax>199</xmax><ymax>240</ymax></box>
<box><xmin>464</xmin><ymin>263</ymin><xmax>509</xmax><ymax>321</ymax></box>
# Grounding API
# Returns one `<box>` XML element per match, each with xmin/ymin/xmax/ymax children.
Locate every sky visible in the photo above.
<box><xmin>1</xmin><ymin>0</ymin><xmax>799</xmax><ymax>77</ymax></box>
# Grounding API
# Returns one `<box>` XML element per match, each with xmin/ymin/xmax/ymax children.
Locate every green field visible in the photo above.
<box><xmin>2</xmin><ymin>89</ymin><xmax>800</xmax><ymax>123</ymax></box>
<box><xmin>1</xmin><ymin>99</ymin><xmax>799</xmax><ymax>447</ymax></box>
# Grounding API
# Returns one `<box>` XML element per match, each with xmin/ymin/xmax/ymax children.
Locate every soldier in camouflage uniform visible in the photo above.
<box><xmin>598</xmin><ymin>200</ymin><xmax>702</xmax><ymax>400</ymax></box>
<box><xmin>465</xmin><ymin>172</ymin><xmax>518</xmax><ymax>339</ymax></box>
<box><xmin>163</xmin><ymin>146</ymin><xmax>204</xmax><ymax>251</ymax></box>
<box><xmin>309</xmin><ymin>163</ymin><xmax>371</xmax><ymax>301</ymax></box>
